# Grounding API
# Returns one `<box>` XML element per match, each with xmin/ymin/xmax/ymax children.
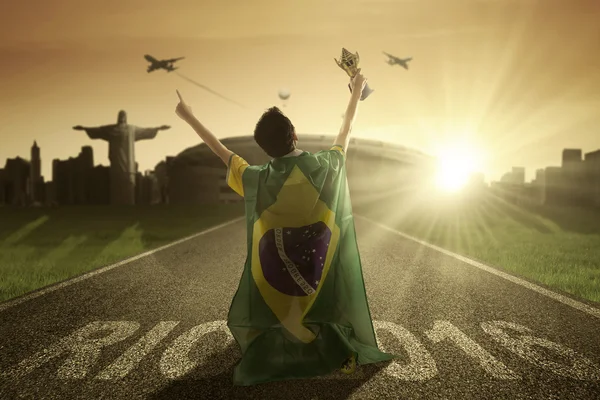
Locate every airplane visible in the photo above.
<box><xmin>383</xmin><ymin>52</ymin><xmax>412</xmax><ymax>70</ymax></box>
<box><xmin>144</xmin><ymin>54</ymin><xmax>185</xmax><ymax>73</ymax></box>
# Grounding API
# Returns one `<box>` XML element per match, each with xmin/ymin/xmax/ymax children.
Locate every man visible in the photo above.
<box><xmin>175</xmin><ymin>70</ymin><xmax>393</xmax><ymax>386</ymax></box>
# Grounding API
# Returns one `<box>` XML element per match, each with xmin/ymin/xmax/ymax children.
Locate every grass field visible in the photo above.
<box><xmin>0</xmin><ymin>204</ymin><xmax>244</xmax><ymax>303</ymax></box>
<box><xmin>353</xmin><ymin>190</ymin><xmax>600</xmax><ymax>304</ymax></box>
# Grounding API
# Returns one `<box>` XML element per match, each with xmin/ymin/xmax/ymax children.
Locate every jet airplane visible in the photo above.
<box><xmin>144</xmin><ymin>54</ymin><xmax>184</xmax><ymax>73</ymax></box>
<box><xmin>383</xmin><ymin>52</ymin><xmax>412</xmax><ymax>70</ymax></box>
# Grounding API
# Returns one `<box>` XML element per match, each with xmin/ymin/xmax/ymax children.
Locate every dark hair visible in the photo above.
<box><xmin>253</xmin><ymin>107</ymin><xmax>295</xmax><ymax>158</ymax></box>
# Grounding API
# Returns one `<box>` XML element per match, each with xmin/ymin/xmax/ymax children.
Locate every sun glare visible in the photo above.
<box><xmin>434</xmin><ymin>142</ymin><xmax>483</xmax><ymax>192</ymax></box>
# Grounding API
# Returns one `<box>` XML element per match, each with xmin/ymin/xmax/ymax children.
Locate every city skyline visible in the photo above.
<box><xmin>4</xmin><ymin>135</ymin><xmax>600</xmax><ymax>188</ymax></box>
<box><xmin>1</xmin><ymin>0</ymin><xmax>599</xmax><ymax>181</ymax></box>
<box><xmin>5</xmin><ymin>135</ymin><xmax>600</xmax><ymax>186</ymax></box>
<box><xmin>3</xmin><ymin>133</ymin><xmax>599</xmax><ymax>209</ymax></box>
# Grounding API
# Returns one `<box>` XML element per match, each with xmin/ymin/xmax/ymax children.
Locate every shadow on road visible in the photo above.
<box><xmin>149</xmin><ymin>343</ymin><xmax>387</xmax><ymax>400</ymax></box>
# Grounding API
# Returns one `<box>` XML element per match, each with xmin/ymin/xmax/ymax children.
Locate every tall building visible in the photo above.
<box><xmin>136</xmin><ymin>170</ymin><xmax>160</xmax><ymax>205</ymax></box>
<box><xmin>0</xmin><ymin>168</ymin><xmax>5</xmax><ymax>204</ymax></box>
<box><xmin>29</xmin><ymin>140</ymin><xmax>45</xmax><ymax>204</ymax></box>
<box><xmin>511</xmin><ymin>167</ymin><xmax>525</xmax><ymax>185</ymax></box>
<box><xmin>74</xmin><ymin>146</ymin><xmax>93</xmax><ymax>204</ymax></box>
<box><xmin>584</xmin><ymin>149</ymin><xmax>600</xmax><ymax>207</ymax></box>
<box><xmin>531</xmin><ymin>168</ymin><xmax>546</xmax><ymax>205</ymax></box>
<box><xmin>89</xmin><ymin>165</ymin><xmax>110</xmax><ymax>205</ymax></box>
<box><xmin>53</xmin><ymin>157</ymin><xmax>75</xmax><ymax>205</ymax></box>
<box><xmin>561</xmin><ymin>148</ymin><xmax>587</xmax><ymax>205</ymax></box>
<box><xmin>154</xmin><ymin>160</ymin><xmax>169</xmax><ymax>204</ymax></box>
<box><xmin>44</xmin><ymin>181</ymin><xmax>57</xmax><ymax>205</ymax></box>
<box><xmin>52</xmin><ymin>146</ymin><xmax>95</xmax><ymax>205</ymax></box>
<box><xmin>544</xmin><ymin>166</ymin><xmax>564</xmax><ymax>205</ymax></box>
<box><xmin>30</xmin><ymin>140</ymin><xmax>41</xmax><ymax>183</ymax></box>
<box><xmin>80</xmin><ymin>146</ymin><xmax>94</xmax><ymax>168</ymax></box>
<box><xmin>562</xmin><ymin>148</ymin><xmax>582</xmax><ymax>168</ymax></box>
<box><xmin>535</xmin><ymin>167</ymin><xmax>545</xmax><ymax>183</ymax></box>
<box><xmin>3</xmin><ymin>157</ymin><xmax>30</xmax><ymax>206</ymax></box>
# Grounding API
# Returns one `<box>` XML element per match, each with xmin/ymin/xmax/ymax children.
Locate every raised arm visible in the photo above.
<box><xmin>134</xmin><ymin>125</ymin><xmax>170</xmax><ymax>141</ymax></box>
<box><xmin>72</xmin><ymin>125</ymin><xmax>111</xmax><ymax>141</ymax></box>
<box><xmin>174</xmin><ymin>90</ymin><xmax>232</xmax><ymax>165</ymax></box>
<box><xmin>334</xmin><ymin>71</ymin><xmax>367</xmax><ymax>151</ymax></box>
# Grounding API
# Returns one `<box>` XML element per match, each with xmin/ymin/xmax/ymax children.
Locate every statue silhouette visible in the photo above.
<box><xmin>73</xmin><ymin>110</ymin><xmax>170</xmax><ymax>205</ymax></box>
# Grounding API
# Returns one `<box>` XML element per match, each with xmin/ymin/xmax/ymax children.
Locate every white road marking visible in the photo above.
<box><xmin>96</xmin><ymin>321</ymin><xmax>180</xmax><ymax>380</ymax></box>
<box><xmin>0</xmin><ymin>217</ymin><xmax>245</xmax><ymax>313</ymax></box>
<box><xmin>373</xmin><ymin>320</ymin><xmax>438</xmax><ymax>381</ymax></box>
<box><xmin>481</xmin><ymin>321</ymin><xmax>600</xmax><ymax>381</ymax></box>
<box><xmin>2</xmin><ymin>321</ymin><xmax>139</xmax><ymax>380</ymax></box>
<box><xmin>425</xmin><ymin>320</ymin><xmax>519</xmax><ymax>380</ymax></box>
<box><xmin>3</xmin><ymin>319</ymin><xmax>597</xmax><ymax>384</ymax></box>
<box><xmin>159</xmin><ymin>320</ymin><xmax>236</xmax><ymax>379</ymax></box>
<box><xmin>356</xmin><ymin>215</ymin><xmax>600</xmax><ymax>320</ymax></box>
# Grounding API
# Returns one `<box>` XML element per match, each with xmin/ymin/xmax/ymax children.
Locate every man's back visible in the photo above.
<box><xmin>225</xmin><ymin>144</ymin><xmax>393</xmax><ymax>386</ymax></box>
<box><xmin>225</xmin><ymin>145</ymin><xmax>346</xmax><ymax>205</ymax></box>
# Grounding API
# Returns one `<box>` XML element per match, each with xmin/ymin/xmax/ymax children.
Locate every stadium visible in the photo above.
<box><xmin>164</xmin><ymin>135</ymin><xmax>436</xmax><ymax>205</ymax></box>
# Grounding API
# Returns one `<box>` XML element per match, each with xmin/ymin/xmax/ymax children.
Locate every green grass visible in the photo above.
<box><xmin>0</xmin><ymin>204</ymin><xmax>244</xmax><ymax>303</ymax></box>
<box><xmin>353</xmin><ymin>191</ymin><xmax>600</xmax><ymax>305</ymax></box>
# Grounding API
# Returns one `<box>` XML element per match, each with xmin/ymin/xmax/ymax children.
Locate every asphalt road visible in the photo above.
<box><xmin>1</xmin><ymin>216</ymin><xmax>599</xmax><ymax>400</ymax></box>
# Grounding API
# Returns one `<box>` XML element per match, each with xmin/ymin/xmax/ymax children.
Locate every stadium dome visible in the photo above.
<box><xmin>166</xmin><ymin>134</ymin><xmax>434</xmax><ymax>205</ymax></box>
<box><xmin>173</xmin><ymin>134</ymin><xmax>432</xmax><ymax>167</ymax></box>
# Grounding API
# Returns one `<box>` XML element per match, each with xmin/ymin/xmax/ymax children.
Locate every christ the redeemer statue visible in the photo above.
<box><xmin>73</xmin><ymin>110</ymin><xmax>170</xmax><ymax>205</ymax></box>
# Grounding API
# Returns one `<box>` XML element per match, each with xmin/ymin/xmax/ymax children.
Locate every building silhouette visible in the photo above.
<box><xmin>153</xmin><ymin>160</ymin><xmax>169</xmax><ymax>204</ymax></box>
<box><xmin>493</xmin><ymin>147</ymin><xmax>600</xmax><ymax>208</ymax></box>
<box><xmin>89</xmin><ymin>165</ymin><xmax>110</xmax><ymax>205</ymax></box>
<box><xmin>53</xmin><ymin>149</ymin><xmax>87</xmax><ymax>205</ymax></box>
<box><xmin>0</xmin><ymin>168</ymin><xmax>5</xmax><ymax>204</ymax></box>
<box><xmin>499</xmin><ymin>167</ymin><xmax>525</xmax><ymax>185</ymax></box>
<box><xmin>135</xmin><ymin>169</ymin><xmax>160</xmax><ymax>205</ymax></box>
<box><xmin>585</xmin><ymin>150</ymin><xmax>600</xmax><ymax>206</ymax></box>
<box><xmin>9</xmin><ymin>137</ymin><xmax>600</xmax><ymax>210</ymax></box>
<box><xmin>1</xmin><ymin>157</ymin><xmax>30</xmax><ymax>206</ymax></box>
<box><xmin>29</xmin><ymin>141</ymin><xmax>46</xmax><ymax>204</ymax></box>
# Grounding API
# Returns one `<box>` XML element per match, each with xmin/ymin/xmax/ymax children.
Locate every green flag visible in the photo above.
<box><xmin>226</xmin><ymin>145</ymin><xmax>394</xmax><ymax>386</ymax></box>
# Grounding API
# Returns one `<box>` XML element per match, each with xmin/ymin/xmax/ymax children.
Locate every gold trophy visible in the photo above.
<box><xmin>334</xmin><ymin>47</ymin><xmax>373</xmax><ymax>101</ymax></box>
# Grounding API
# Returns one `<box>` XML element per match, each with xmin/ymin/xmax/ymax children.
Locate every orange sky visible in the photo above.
<box><xmin>1</xmin><ymin>0</ymin><xmax>599</xmax><ymax>181</ymax></box>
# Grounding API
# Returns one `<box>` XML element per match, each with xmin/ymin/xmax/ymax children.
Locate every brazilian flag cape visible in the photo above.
<box><xmin>226</xmin><ymin>145</ymin><xmax>393</xmax><ymax>386</ymax></box>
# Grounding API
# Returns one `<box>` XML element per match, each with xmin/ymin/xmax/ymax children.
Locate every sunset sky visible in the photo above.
<box><xmin>1</xmin><ymin>0</ymin><xmax>599</xmax><ymax>181</ymax></box>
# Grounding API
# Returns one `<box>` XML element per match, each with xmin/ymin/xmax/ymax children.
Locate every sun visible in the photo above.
<box><xmin>434</xmin><ymin>142</ymin><xmax>483</xmax><ymax>192</ymax></box>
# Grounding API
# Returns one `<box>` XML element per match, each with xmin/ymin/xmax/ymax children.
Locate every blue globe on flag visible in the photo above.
<box><xmin>258</xmin><ymin>222</ymin><xmax>332</xmax><ymax>296</ymax></box>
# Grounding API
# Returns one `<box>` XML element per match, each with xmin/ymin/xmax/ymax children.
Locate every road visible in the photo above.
<box><xmin>1</xmin><ymin>216</ymin><xmax>599</xmax><ymax>399</ymax></box>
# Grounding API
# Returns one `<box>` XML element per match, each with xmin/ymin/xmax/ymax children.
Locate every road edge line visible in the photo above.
<box><xmin>356</xmin><ymin>214</ymin><xmax>600</xmax><ymax>320</ymax></box>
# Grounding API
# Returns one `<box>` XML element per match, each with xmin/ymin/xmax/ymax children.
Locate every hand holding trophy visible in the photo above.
<box><xmin>334</xmin><ymin>48</ymin><xmax>374</xmax><ymax>101</ymax></box>
<box><xmin>350</xmin><ymin>70</ymin><xmax>368</xmax><ymax>94</ymax></box>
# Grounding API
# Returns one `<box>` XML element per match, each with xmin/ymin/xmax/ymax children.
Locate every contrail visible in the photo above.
<box><xmin>175</xmin><ymin>72</ymin><xmax>247</xmax><ymax>109</ymax></box>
